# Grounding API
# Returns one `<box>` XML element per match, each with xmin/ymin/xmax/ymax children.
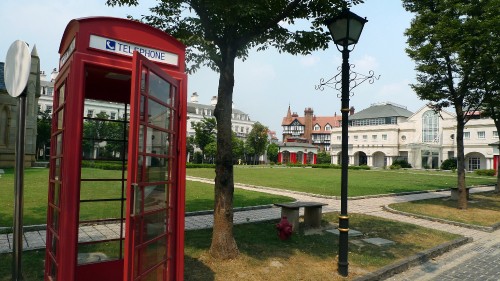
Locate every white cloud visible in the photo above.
<box><xmin>352</xmin><ymin>55</ymin><xmax>379</xmax><ymax>73</ymax></box>
<box><xmin>299</xmin><ymin>55</ymin><xmax>320</xmax><ymax>67</ymax></box>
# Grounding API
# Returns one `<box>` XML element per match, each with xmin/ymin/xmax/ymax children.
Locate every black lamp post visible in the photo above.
<box><xmin>325</xmin><ymin>9</ymin><xmax>367</xmax><ymax>277</ymax></box>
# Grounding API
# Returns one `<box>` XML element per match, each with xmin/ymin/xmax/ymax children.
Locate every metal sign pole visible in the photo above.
<box><xmin>13</xmin><ymin>89</ymin><xmax>27</xmax><ymax>281</ymax></box>
<box><xmin>4</xmin><ymin>40</ymin><xmax>32</xmax><ymax>281</ymax></box>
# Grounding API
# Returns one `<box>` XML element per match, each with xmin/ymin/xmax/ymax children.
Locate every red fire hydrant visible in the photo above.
<box><xmin>276</xmin><ymin>216</ymin><xmax>293</xmax><ymax>240</ymax></box>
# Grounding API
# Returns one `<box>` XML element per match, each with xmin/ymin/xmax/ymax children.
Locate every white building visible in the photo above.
<box><xmin>186</xmin><ymin>92</ymin><xmax>255</xmax><ymax>139</ymax></box>
<box><xmin>330</xmin><ymin>102</ymin><xmax>498</xmax><ymax>171</ymax></box>
<box><xmin>38</xmin><ymin>76</ymin><xmax>255</xmax><ymax>138</ymax></box>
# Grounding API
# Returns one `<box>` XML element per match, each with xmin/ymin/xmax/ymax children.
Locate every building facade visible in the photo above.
<box><xmin>330</xmin><ymin>102</ymin><xmax>499</xmax><ymax>171</ymax></box>
<box><xmin>281</xmin><ymin>106</ymin><xmax>342</xmax><ymax>151</ymax></box>
<box><xmin>186</xmin><ymin>92</ymin><xmax>255</xmax><ymax>139</ymax></box>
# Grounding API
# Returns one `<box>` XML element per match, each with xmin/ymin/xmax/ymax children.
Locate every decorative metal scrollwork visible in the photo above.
<box><xmin>315</xmin><ymin>64</ymin><xmax>380</xmax><ymax>97</ymax></box>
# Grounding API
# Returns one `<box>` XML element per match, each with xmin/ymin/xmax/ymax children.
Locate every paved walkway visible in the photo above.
<box><xmin>0</xmin><ymin>179</ymin><xmax>497</xmax><ymax>281</ymax></box>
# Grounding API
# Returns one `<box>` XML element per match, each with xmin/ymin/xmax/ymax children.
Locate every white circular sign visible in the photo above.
<box><xmin>4</xmin><ymin>40</ymin><xmax>31</xmax><ymax>97</ymax></box>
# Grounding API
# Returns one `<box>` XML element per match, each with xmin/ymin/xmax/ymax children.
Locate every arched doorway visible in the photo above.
<box><xmin>372</xmin><ymin>151</ymin><xmax>386</xmax><ymax>168</ymax></box>
<box><xmin>282</xmin><ymin>151</ymin><xmax>291</xmax><ymax>164</ymax></box>
<box><xmin>465</xmin><ymin>152</ymin><xmax>486</xmax><ymax>171</ymax></box>
<box><xmin>354</xmin><ymin>151</ymin><xmax>367</xmax><ymax>166</ymax></box>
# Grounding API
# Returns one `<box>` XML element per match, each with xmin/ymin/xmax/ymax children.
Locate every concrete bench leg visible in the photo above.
<box><xmin>304</xmin><ymin>207</ymin><xmax>322</xmax><ymax>228</ymax></box>
<box><xmin>281</xmin><ymin>208</ymin><xmax>300</xmax><ymax>233</ymax></box>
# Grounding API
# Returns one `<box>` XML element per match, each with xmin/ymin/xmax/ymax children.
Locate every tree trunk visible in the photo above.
<box><xmin>455</xmin><ymin>112</ymin><xmax>468</xmax><ymax>209</ymax></box>
<box><xmin>209</xmin><ymin>47</ymin><xmax>239</xmax><ymax>259</ymax></box>
<box><xmin>496</xmin><ymin>142</ymin><xmax>500</xmax><ymax>193</ymax></box>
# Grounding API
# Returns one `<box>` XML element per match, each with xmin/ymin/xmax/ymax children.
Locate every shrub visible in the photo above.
<box><xmin>390</xmin><ymin>164</ymin><xmax>402</xmax><ymax>170</ymax></box>
<box><xmin>392</xmin><ymin>159</ymin><xmax>412</xmax><ymax>168</ymax></box>
<box><xmin>441</xmin><ymin>158</ymin><xmax>457</xmax><ymax>170</ymax></box>
<box><xmin>81</xmin><ymin>160</ymin><xmax>125</xmax><ymax>170</ymax></box>
<box><xmin>474</xmin><ymin>169</ymin><xmax>496</xmax><ymax>176</ymax></box>
<box><xmin>186</xmin><ymin>163</ymin><xmax>216</xmax><ymax>169</ymax></box>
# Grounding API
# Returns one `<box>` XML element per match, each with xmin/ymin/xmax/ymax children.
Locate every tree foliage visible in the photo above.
<box><xmin>403</xmin><ymin>0</ymin><xmax>498</xmax><ymax>207</ymax></box>
<box><xmin>36</xmin><ymin>108</ymin><xmax>52</xmax><ymax>160</ymax></box>
<box><xmin>191</xmin><ymin>117</ymin><xmax>217</xmax><ymax>162</ymax></box>
<box><xmin>266</xmin><ymin>143</ymin><xmax>279</xmax><ymax>163</ymax></box>
<box><xmin>245</xmin><ymin>122</ymin><xmax>269</xmax><ymax>164</ymax></box>
<box><xmin>106</xmin><ymin>0</ymin><xmax>362</xmax><ymax>259</ymax></box>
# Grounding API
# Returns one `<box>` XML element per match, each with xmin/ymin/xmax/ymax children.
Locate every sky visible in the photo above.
<box><xmin>0</xmin><ymin>0</ymin><xmax>424</xmax><ymax>136</ymax></box>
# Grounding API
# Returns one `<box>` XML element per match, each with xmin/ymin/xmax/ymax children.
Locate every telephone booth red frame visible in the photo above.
<box><xmin>44</xmin><ymin>17</ymin><xmax>187</xmax><ymax>281</ymax></box>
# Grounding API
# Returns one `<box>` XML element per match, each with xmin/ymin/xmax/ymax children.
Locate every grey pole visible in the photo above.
<box><xmin>13</xmin><ymin>90</ymin><xmax>27</xmax><ymax>281</ymax></box>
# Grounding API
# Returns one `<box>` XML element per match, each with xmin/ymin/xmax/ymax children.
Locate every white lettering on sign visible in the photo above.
<box><xmin>59</xmin><ymin>37</ymin><xmax>76</xmax><ymax>68</ymax></box>
<box><xmin>89</xmin><ymin>35</ymin><xmax>178</xmax><ymax>66</ymax></box>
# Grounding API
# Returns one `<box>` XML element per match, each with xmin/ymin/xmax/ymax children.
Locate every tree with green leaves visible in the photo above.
<box><xmin>316</xmin><ymin>150</ymin><xmax>331</xmax><ymax>164</ymax></box>
<box><xmin>191</xmin><ymin>117</ymin><xmax>217</xmax><ymax>163</ymax></box>
<box><xmin>246</xmin><ymin>122</ymin><xmax>269</xmax><ymax>164</ymax></box>
<box><xmin>36</xmin><ymin>108</ymin><xmax>52</xmax><ymax>161</ymax></box>
<box><xmin>403</xmin><ymin>0</ymin><xmax>497</xmax><ymax>208</ymax></box>
<box><xmin>106</xmin><ymin>0</ymin><xmax>362</xmax><ymax>259</ymax></box>
<box><xmin>471</xmin><ymin>0</ymin><xmax>500</xmax><ymax>193</ymax></box>
<box><xmin>231</xmin><ymin>132</ymin><xmax>245</xmax><ymax>164</ymax></box>
<box><xmin>266</xmin><ymin>143</ymin><xmax>279</xmax><ymax>163</ymax></box>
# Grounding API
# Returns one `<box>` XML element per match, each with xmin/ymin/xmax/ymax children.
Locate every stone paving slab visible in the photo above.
<box><xmin>362</xmin><ymin>237</ymin><xmax>396</xmax><ymax>246</ymax></box>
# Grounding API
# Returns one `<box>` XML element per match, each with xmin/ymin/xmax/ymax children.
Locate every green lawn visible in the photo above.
<box><xmin>0</xmin><ymin>212</ymin><xmax>461</xmax><ymax>281</ymax></box>
<box><xmin>187</xmin><ymin>167</ymin><xmax>496</xmax><ymax>196</ymax></box>
<box><xmin>0</xmin><ymin>168</ymin><xmax>293</xmax><ymax>227</ymax></box>
<box><xmin>389</xmin><ymin>191</ymin><xmax>500</xmax><ymax>227</ymax></box>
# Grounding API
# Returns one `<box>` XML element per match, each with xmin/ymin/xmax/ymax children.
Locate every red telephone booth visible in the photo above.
<box><xmin>44</xmin><ymin>17</ymin><xmax>187</xmax><ymax>281</ymax></box>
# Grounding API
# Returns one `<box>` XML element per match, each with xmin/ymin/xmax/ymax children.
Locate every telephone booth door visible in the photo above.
<box><xmin>124</xmin><ymin>52</ymin><xmax>180</xmax><ymax>280</ymax></box>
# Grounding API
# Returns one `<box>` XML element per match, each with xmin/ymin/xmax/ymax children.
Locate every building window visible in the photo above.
<box><xmin>47</xmin><ymin>87</ymin><xmax>54</xmax><ymax>96</ymax></box>
<box><xmin>325</xmin><ymin>124</ymin><xmax>332</xmax><ymax>131</ymax></box>
<box><xmin>469</xmin><ymin>157</ymin><xmax>480</xmax><ymax>171</ymax></box>
<box><xmin>87</xmin><ymin>109</ymin><xmax>94</xmax><ymax>118</ymax></box>
<box><xmin>110</xmin><ymin>112</ymin><xmax>116</xmax><ymax>120</ymax></box>
<box><xmin>354</xmin><ymin>135</ymin><xmax>358</xmax><ymax>141</ymax></box>
<box><xmin>362</xmin><ymin>135</ymin><xmax>367</xmax><ymax>141</ymax></box>
<box><xmin>422</xmin><ymin>110</ymin><xmax>439</xmax><ymax>142</ymax></box>
<box><xmin>464</xmin><ymin>132</ymin><xmax>470</xmax><ymax>139</ymax></box>
<box><xmin>372</xmin><ymin>135</ymin><xmax>377</xmax><ymax>140</ymax></box>
<box><xmin>494</xmin><ymin>131</ymin><xmax>499</xmax><ymax>139</ymax></box>
<box><xmin>314</xmin><ymin>124</ymin><xmax>320</xmax><ymax>131</ymax></box>
<box><xmin>382</xmin><ymin>134</ymin><xmax>387</xmax><ymax>141</ymax></box>
<box><xmin>46</xmin><ymin>105</ymin><xmax>53</xmax><ymax>114</ymax></box>
<box><xmin>337</xmin><ymin>136</ymin><xmax>341</xmax><ymax>141</ymax></box>
<box><xmin>477</xmin><ymin>131</ymin><xmax>485</xmax><ymax>139</ymax></box>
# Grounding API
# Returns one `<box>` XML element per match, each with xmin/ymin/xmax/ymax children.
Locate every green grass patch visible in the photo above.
<box><xmin>0</xmin><ymin>213</ymin><xmax>461</xmax><ymax>280</ymax></box>
<box><xmin>184</xmin><ymin>212</ymin><xmax>461</xmax><ymax>280</ymax></box>
<box><xmin>0</xmin><ymin>168</ymin><xmax>293</xmax><ymax>228</ymax></box>
<box><xmin>186</xmin><ymin>167</ymin><xmax>496</xmax><ymax>196</ymax></box>
<box><xmin>389</xmin><ymin>191</ymin><xmax>500</xmax><ymax>227</ymax></box>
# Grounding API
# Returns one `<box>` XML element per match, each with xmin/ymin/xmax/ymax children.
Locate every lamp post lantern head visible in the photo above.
<box><xmin>326</xmin><ymin>9</ymin><xmax>368</xmax><ymax>47</ymax></box>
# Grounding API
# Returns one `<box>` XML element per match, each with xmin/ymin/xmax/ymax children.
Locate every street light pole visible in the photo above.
<box><xmin>338</xmin><ymin>43</ymin><xmax>350</xmax><ymax>276</ymax></box>
<box><xmin>323</xmin><ymin>8</ymin><xmax>368</xmax><ymax>277</ymax></box>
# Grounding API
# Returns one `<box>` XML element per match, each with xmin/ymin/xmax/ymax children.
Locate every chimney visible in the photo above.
<box><xmin>304</xmin><ymin>107</ymin><xmax>314</xmax><ymax>143</ymax></box>
<box><xmin>190</xmin><ymin>92</ymin><xmax>199</xmax><ymax>103</ymax></box>
<box><xmin>50</xmin><ymin>68</ymin><xmax>59</xmax><ymax>82</ymax></box>
<box><xmin>349</xmin><ymin>106</ymin><xmax>355</xmax><ymax>116</ymax></box>
<box><xmin>210</xmin><ymin>96</ymin><xmax>217</xmax><ymax>106</ymax></box>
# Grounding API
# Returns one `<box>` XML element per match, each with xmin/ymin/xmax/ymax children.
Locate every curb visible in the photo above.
<box><xmin>185</xmin><ymin>204</ymin><xmax>274</xmax><ymax>217</ymax></box>
<box><xmin>354</xmin><ymin>237</ymin><xmax>472</xmax><ymax>281</ymax></box>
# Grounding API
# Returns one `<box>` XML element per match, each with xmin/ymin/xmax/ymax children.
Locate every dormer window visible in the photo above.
<box><xmin>314</xmin><ymin>124</ymin><xmax>320</xmax><ymax>131</ymax></box>
<box><xmin>325</xmin><ymin>124</ymin><xmax>332</xmax><ymax>131</ymax></box>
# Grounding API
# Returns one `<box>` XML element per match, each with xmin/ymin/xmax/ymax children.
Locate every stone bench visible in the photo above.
<box><xmin>274</xmin><ymin>202</ymin><xmax>327</xmax><ymax>232</ymax></box>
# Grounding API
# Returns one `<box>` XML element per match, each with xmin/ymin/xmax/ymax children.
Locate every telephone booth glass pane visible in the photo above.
<box><xmin>77</xmin><ymin>67</ymin><xmax>130</xmax><ymax>265</ymax></box>
<box><xmin>129</xmin><ymin>55</ymin><xmax>179</xmax><ymax>280</ymax></box>
<box><xmin>46</xmin><ymin>82</ymin><xmax>65</xmax><ymax>280</ymax></box>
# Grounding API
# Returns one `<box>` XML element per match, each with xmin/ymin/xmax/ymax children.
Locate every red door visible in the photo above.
<box><xmin>124</xmin><ymin>52</ymin><xmax>180</xmax><ymax>281</ymax></box>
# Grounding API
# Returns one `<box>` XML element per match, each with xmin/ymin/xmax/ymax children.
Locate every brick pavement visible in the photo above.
<box><xmin>0</xmin><ymin>179</ymin><xmax>497</xmax><ymax>281</ymax></box>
